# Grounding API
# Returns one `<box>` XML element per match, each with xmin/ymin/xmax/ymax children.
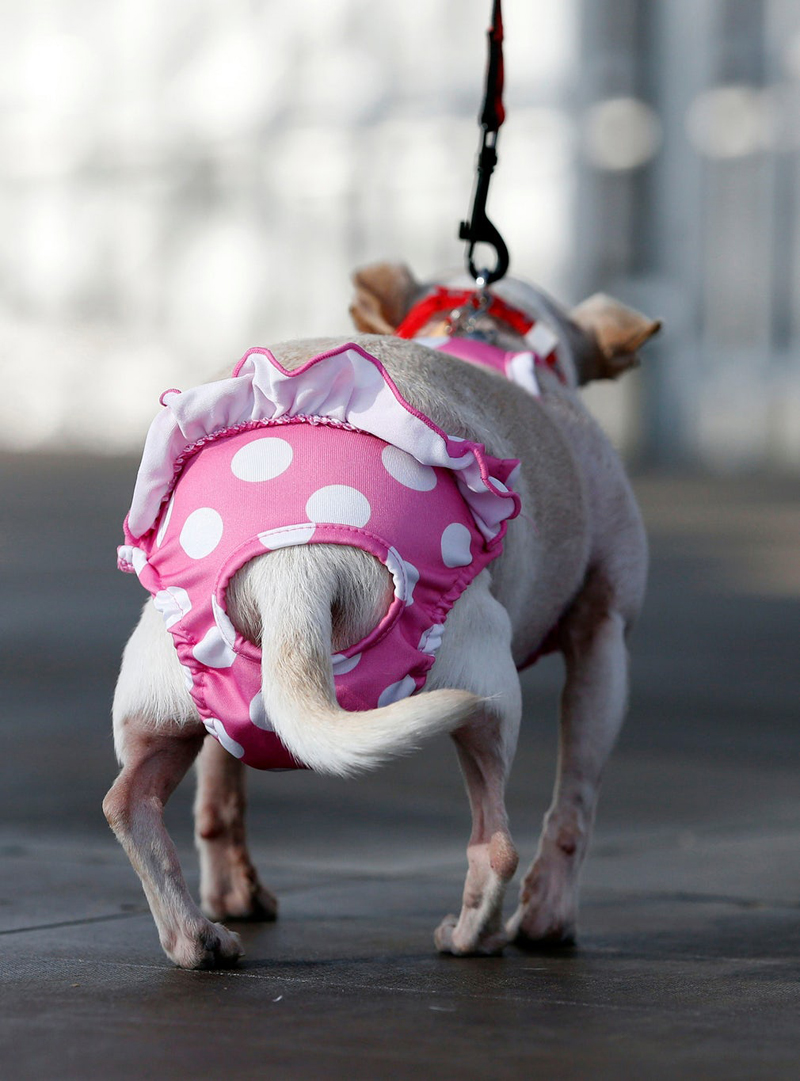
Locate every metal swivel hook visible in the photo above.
<box><xmin>459</xmin><ymin>130</ymin><xmax>509</xmax><ymax>286</ymax></box>
<box><xmin>458</xmin><ymin>1</ymin><xmax>510</xmax><ymax>286</ymax></box>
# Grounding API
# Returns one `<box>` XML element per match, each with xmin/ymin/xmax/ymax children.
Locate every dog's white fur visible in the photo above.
<box><xmin>105</xmin><ymin>275</ymin><xmax>656</xmax><ymax>968</ymax></box>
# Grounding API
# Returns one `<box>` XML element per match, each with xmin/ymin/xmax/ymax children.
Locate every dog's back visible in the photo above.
<box><xmin>260</xmin><ymin>334</ymin><xmax>641</xmax><ymax>658</ymax></box>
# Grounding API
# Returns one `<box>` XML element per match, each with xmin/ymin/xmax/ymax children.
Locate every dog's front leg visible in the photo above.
<box><xmin>194</xmin><ymin>736</ymin><xmax>278</xmax><ymax>923</ymax></box>
<box><xmin>508</xmin><ymin>577</ymin><xmax>630</xmax><ymax>947</ymax></box>
<box><xmin>103</xmin><ymin>725</ymin><xmax>244</xmax><ymax>969</ymax></box>
<box><xmin>435</xmin><ymin>703</ymin><xmax>520</xmax><ymax>956</ymax></box>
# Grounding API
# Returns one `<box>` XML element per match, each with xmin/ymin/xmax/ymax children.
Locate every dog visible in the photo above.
<box><xmin>104</xmin><ymin>262</ymin><xmax>660</xmax><ymax>968</ymax></box>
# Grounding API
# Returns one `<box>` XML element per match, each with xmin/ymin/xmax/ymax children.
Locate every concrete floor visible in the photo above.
<box><xmin>1</xmin><ymin>455</ymin><xmax>799</xmax><ymax>1080</ymax></box>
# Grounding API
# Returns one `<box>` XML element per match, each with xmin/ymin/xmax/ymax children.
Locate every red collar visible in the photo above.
<box><xmin>394</xmin><ymin>287</ymin><xmax>534</xmax><ymax>339</ymax></box>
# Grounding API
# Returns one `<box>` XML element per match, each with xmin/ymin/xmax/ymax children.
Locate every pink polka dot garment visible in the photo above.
<box><xmin>414</xmin><ymin>335</ymin><xmax>548</xmax><ymax>397</ymax></box>
<box><xmin>119</xmin><ymin>343</ymin><xmax>521</xmax><ymax>770</ymax></box>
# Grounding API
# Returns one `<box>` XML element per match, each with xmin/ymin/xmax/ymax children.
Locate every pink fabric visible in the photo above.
<box><xmin>416</xmin><ymin>336</ymin><xmax>544</xmax><ymax>397</ymax></box>
<box><xmin>119</xmin><ymin>343</ymin><xmax>521</xmax><ymax>771</ymax></box>
<box><xmin>124</xmin><ymin>342</ymin><xmax>519</xmax><ymax>544</ymax></box>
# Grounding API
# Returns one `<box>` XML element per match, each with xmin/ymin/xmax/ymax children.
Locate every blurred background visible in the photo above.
<box><xmin>2</xmin><ymin>5</ymin><xmax>800</xmax><ymax>1069</ymax></box>
<box><xmin>2</xmin><ymin>0</ymin><xmax>800</xmax><ymax>469</ymax></box>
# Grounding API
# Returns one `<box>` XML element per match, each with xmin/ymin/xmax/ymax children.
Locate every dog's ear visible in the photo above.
<box><xmin>350</xmin><ymin>263</ymin><xmax>421</xmax><ymax>334</ymax></box>
<box><xmin>570</xmin><ymin>293</ymin><xmax>662</xmax><ymax>381</ymax></box>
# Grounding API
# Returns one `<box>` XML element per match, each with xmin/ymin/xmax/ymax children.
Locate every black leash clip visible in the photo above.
<box><xmin>459</xmin><ymin>0</ymin><xmax>509</xmax><ymax>286</ymax></box>
<box><xmin>459</xmin><ymin>129</ymin><xmax>509</xmax><ymax>286</ymax></box>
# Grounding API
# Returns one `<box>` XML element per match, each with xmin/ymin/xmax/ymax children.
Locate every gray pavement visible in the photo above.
<box><xmin>1</xmin><ymin>455</ymin><xmax>799</xmax><ymax>1079</ymax></box>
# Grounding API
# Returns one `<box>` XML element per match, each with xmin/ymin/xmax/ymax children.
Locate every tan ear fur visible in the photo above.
<box><xmin>571</xmin><ymin>293</ymin><xmax>661</xmax><ymax>380</ymax></box>
<box><xmin>349</xmin><ymin>263</ymin><xmax>420</xmax><ymax>334</ymax></box>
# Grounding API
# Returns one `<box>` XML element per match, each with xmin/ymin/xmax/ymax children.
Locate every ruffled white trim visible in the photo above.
<box><xmin>125</xmin><ymin>343</ymin><xmax>518</xmax><ymax>543</ymax></box>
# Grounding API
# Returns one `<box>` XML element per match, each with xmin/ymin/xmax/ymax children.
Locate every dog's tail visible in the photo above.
<box><xmin>247</xmin><ymin>546</ymin><xmax>479</xmax><ymax>777</ymax></box>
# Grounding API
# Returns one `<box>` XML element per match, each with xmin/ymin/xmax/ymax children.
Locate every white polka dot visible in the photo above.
<box><xmin>441</xmin><ymin>522</ymin><xmax>473</xmax><ymax>568</ymax></box>
<box><xmin>192</xmin><ymin>626</ymin><xmax>236</xmax><ymax>668</ymax></box>
<box><xmin>385</xmin><ymin>549</ymin><xmax>419</xmax><ymax>605</ymax></box>
<box><xmin>385</xmin><ymin>547</ymin><xmax>405</xmax><ymax>599</ymax></box>
<box><xmin>153</xmin><ymin>586</ymin><xmax>192</xmax><ymax>630</ymax></box>
<box><xmin>180</xmin><ymin>664</ymin><xmax>194</xmax><ymax>692</ymax></box>
<box><xmin>180</xmin><ymin>507</ymin><xmax>223</xmax><ymax>559</ymax></box>
<box><xmin>205</xmin><ymin>717</ymin><xmax>245</xmax><ymax>758</ymax></box>
<box><xmin>231</xmin><ymin>437</ymin><xmax>293</xmax><ymax>482</ymax></box>
<box><xmin>331</xmin><ymin>652</ymin><xmax>361</xmax><ymax>676</ymax></box>
<box><xmin>305</xmin><ymin>485</ymin><xmax>371</xmax><ymax>527</ymax></box>
<box><xmin>403</xmin><ymin>560</ymin><xmax>420</xmax><ymax>605</ymax></box>
<box><xmin>155</xmin><ymin>495</ymin><xmax>175</xmax><ymax>547</ymax></box>
<box><xmin>211</xmin><ymin>595</ymin><xmax>236</xmax><ymax>647</ymax></box>
<box><xmin>381</xmin><ymin>445</ymin><xmax>437</xmax><ymax>491</ymax></box>
<box><xmin>377</xmin><ymin>674</ymin><xmax>417</xmax><ymax>707</ymax></box>
<box><xmin>418</xmin><ymin>624</ymin><xmax>445</xmax><ymax>656</ymax></box>
<box><xmin>249</xmin><ymin>693</ymin><xmax>274</xmax><ymax>731</ymax></box>
<box><xmin>259</xmin><ymin>523</ymin><xmax>316</xmax><ymax>549</ymax></box>
<box><xmin>117</xmin><ymin>545</ymin><xmax>135</xmax><ymax>569</ymax></box>
<box><xmin>131</xmin><ymin>547</ymin><xmax>148</xmax><ymax>575</ymax></box>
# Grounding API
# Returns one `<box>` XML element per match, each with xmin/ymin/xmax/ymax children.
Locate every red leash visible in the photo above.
<box><xmin>480</xmin><ymin>0</ymin><xmax>505</xmax><ymax>133</ymax></box>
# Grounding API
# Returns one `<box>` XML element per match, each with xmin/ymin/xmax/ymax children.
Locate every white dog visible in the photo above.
<box><xmin>105</xmin><ymin>263</ymin><xmax>659</xmax><ymax>968</ymax></box>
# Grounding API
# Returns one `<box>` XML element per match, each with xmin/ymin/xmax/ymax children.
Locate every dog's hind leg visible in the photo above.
<box><xmin>103</xmin><ymin>723</ymin><xmax>244</xmax><ymax>969</ymax></box>
<box><xmin>430</xmin><ymin>575</ymin><xmax>521</xmax><ymax>956</ymax></box>
<box><xmin>195</xmin><ymin>736</ymin><xmax>278</xmax><ymax>923</ymax></box>
<box><xmin>106</xmin><ymin>602</ymin><xmax>243</xmax><ymax>968</ymax></box>
<box><xmin>507</xmin><ymin>569</ymin><xmax>630</xmax><ymax>948</ymax></box>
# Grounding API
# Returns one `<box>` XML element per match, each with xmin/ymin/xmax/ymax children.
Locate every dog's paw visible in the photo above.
<box><xmin>165</xmin><ymin>919</ymin><xmax>244</xmax><ymax>970</ymax></box>
<box><xmin>505</xmin><ymin>907</ymin><xmax>576</xmax><ymax>950</ymax></box>
<box><xmin>434</xmin><ymin>914</ymin><xmax>508</xmax><ymax>957</ymax></box>
<box><xmin>505</xmin><ymin>859</ymin><xmax>578</xmax><ymax>949</ymax></box>
<box><xmin>202</xmin><ymin>883</ymin><xmax>278</xmax><ymax>924</ymax></box>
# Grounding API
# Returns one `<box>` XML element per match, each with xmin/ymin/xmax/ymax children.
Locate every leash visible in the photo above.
<box><xmin>396</xmin><ymin>0</ymin><xmax>566</xmax><ymax>367</ymax></box>
<box><xmin>458</xmin><ymin>0</ymin><xmax>510</xmax><ymax>287</ymax></box>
